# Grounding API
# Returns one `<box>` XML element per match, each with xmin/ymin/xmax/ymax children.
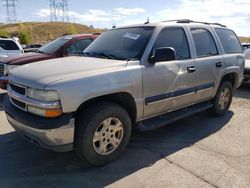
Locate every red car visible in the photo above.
<box><xmin>0</xmin><ymin>34</ymin><xmax>99</xmax><ymax>89</ymax></box>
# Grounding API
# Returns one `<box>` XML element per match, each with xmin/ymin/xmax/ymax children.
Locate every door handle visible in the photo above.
<box><xmin>187</xmin><ymin>66</ymin><xmax>196</xmax><ymax>73</ymax></box>
<box><xmin>216</xmin><ymin>62</ymin><xmax>223</xmax><ymax>68</ymax></box>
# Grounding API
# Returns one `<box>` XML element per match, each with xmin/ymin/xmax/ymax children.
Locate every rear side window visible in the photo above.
<box><xmin>67</xmin><ymin>38</ymin><xmax>93</xmax><ymax>55</ymax></box>
<box><xmin>191</xmin><ymin>28</ymin><xmax>218</xmax><ymax>57</ymax></box>
<box><xmin>153</xmin><ymin>27</ymin><xmax>190</xmax><ymax>60</ymax></box>
<box><xmin>215</xmin><ymin>28</ymin><xmax>242</xmax><ymax>54</ymax></box>
<box><xmin>0</xmin><ymin>40</ymin><xmax>19</xmax><ymax>50</ymax></box>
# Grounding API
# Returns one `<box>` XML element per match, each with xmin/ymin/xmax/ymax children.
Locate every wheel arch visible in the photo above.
<box><xmin>220</xmin><ymin>72</ymin><xmax>238</xmax><ymax>89</ymax></box>
<box><xmin>74</xmin><ymin>92</ymin><xmax>137</xmax><ymax>125</ymax></box>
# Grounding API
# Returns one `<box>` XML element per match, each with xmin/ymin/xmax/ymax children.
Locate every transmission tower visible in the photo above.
<box><xmin>61</xmin><ymin>0</ymin><xmax>69</xmax><ymax>22</ymax></box>
<box><xmin>2</xmin><ymin>0</ymin><xmax>18</xmax><ymax>24</ymax></box>
<box><xmin>50</xmin><ymin>0</ymin><xmax>69</xmax><ymax>22</ymax></box>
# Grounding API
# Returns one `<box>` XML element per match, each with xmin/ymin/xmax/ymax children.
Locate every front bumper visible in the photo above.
<box><xmin>4</xmin><ymin>96</ymin><xmax>75</xmax><ymax>152</ymax></box>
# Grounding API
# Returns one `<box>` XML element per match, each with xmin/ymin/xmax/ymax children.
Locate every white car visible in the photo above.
<box><xmin>0</xmin><ymin>38</ymin><xmax>24</xmax><ymax>59</ymax></box>
<box><xmin>242</xmin><ymin>43</ymin><xmax>250</xmax><ymax>51</ymax></box>
<box><xmin>243</xmin><ymin>49</ymin><xmax>250</xmax><ymax>84</ymax></box>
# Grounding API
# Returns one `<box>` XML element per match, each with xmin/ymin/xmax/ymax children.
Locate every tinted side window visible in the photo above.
<box><xmin>153</xmin><ymin>27</ymin><xmax>190</xmax><ymax>60</ymax></box>
<box><xmin>67</xmin><ymin>38</ymin><xmax>93</xmax><ymax>55</ymax></box>
<box><xmin>0</xmin><ymin>40</ymin><xmax>19</xmax><ymax>50</ymax></box>
<box><xmin>191</xmin><ymin>28</ymin><xmax>218</xmax><ymax>57</ymax></box>
<box><xmin>215</xmin><ymin>28</ymin><xmax>242</xmax><ymax>54</ymax></box>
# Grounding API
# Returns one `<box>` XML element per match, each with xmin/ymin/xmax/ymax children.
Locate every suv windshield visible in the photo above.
<box><xmin>38</xmin><ymin>36</ymin><xmax>71</xmax><ymax>54</ymax></box>
<box><xmin>84</xmin><ymin>27</ymin><xmax>154</xmax><ymax>60</ymax></box>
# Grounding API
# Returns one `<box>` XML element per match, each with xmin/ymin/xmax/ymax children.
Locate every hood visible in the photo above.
<box><xmin>0</xmin><ymin>52</ymin><xmax>54</xmax><ymax>65</ymax></box>
<box><xmin>245</xmin><ymin>59</ymin><xmax>250</xmax><ymax>69</ymax></box>
<box><xmin>10</xmin><ymin>56</ymin><xmax>127</xmax><ymax>89</ymax></box>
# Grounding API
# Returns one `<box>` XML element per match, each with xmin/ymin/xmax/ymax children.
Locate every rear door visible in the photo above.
<box><xmin>214</xmin><ymin>28</ymin><xmax>244</xmax><ymax>82</ymax></box>
<box><xmin>189</xmin><ymin>27</ymin><xmax>223</xmax><ymax>102</ymax></box>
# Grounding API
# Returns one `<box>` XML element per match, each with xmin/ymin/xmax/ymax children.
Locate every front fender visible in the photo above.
<box><xmin>46</xmin><ymin>65</ymin><xmax>143</xmax><ymax>113</ymax></box>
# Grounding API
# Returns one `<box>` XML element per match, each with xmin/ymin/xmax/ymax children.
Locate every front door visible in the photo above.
<box><xmin>142</xmin><ymin>27</ymin><xmax>197</xmax><ymax>118</ymax></box>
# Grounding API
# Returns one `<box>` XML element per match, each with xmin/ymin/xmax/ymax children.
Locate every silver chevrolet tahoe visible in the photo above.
<box><xmin>4</xmin><ymin>20</ymin><xmax>245</xmax><ymax>166</ymax></box>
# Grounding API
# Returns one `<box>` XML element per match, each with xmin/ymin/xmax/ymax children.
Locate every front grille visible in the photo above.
<box><xmin>11</xmin><ymin>97</ymin><xmax>26</xmax><ymax>110</ymax></box>
<box><xmin>9</xmin><ymin>82</ymin><xmax>27</xmax><ymax>111</ymax></box>
<box><xmin>0</xmin><ymin>64</ymin><xmax>4</xmax><ymax>76</ymax></box>
<box><xmin>9</xmin><ymin>83</ymin><xmax>26</xmax><ymax>95</ymax></box>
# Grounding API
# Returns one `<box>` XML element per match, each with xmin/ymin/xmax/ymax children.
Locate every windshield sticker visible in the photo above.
<box><xmin>123</xmin><ymin>32</ymin><xmax>141</xmax><ymax>40</ymax></box>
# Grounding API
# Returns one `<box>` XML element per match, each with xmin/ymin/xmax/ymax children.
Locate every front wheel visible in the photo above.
<box><xmin>74</xmin><ymin>102</ymin><xmax>132</xmax><ymax>166</ymax></box>
<box><xmin>208</xmin><ymin>81</ymin><xmax>233</xmax><ymax>116</ymax></box>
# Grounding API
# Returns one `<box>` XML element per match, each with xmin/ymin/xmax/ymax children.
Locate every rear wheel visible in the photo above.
<box><xmin>208</xmin><ymin>81</ymin><xmax>233</xmax><ymax>116</ymax></box>
<box><xmin>74</xmin><ymin>102</ymin><xmax>132</xmax><ymax>166</ymax></box>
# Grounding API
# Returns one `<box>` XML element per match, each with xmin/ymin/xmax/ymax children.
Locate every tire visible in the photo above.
<box><xmin>208</xmin><ymin>81</ymin><xmax>233</xmax><ymax>116</ymax></box>
<box><xmin>74</xmin><ymin>102</ymin><xmax>132</xmax><ymax>166</ymax></box>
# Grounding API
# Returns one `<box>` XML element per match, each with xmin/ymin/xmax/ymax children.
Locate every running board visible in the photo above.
<box><xmin>137</xmin><ymin>101</ymin><xmax>213</xmax><ymax>131</ymax></box>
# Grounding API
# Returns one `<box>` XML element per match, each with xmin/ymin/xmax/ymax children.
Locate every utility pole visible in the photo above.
<box><xmin>3</xmin><ymin>0</ymin><xmax>18</xmax><ymax>24</ymax></box>
<box><xmin>49</xmin><ymin>0</ymin><xmax>69</xmax><ymax>22</ymax></box>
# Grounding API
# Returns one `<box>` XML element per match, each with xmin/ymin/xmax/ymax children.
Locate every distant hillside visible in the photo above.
<box><xmin>1</xmin><ymin>22</ymin><xmax>249</xmax><ymax>44</ymax></box>
<box><xmin>0</xmin><ymin>22</ymin><xmax>104</xmax><ymax>44</ymax></box>
<box><xmin>239</xmin><ymin>37</ymin><xmax>250</xmax><ymax>43</ymax></box>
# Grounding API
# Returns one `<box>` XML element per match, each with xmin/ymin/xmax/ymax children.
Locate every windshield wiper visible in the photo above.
<box><xmin>82</xmin><ymin>52</ymin><xmax>113</xmax><ymax>59</ymax></box>
<box><xmin>83</xmin><ymin>52</ymin><xmax>125</xmax><ymax>60</ymax></box>
<box><xmin>37</xmin><ymin>50</ymin><xmax>45</xmax><ymax>53</ymax></box>
<box><xmin>94</xmin><ymin>52</ymin><xmax>115</xmax><ymax>59</ymax></box>
<box><xmin>126</xmin><ymin>58</ymin><xmax>139</xmax><ymax>61</ymax></box>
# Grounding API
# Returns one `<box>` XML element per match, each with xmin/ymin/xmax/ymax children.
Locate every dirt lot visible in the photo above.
<box><xmin>0</xmin><ymin>87</ymin><xmax>250</xmax><ymax>188</ymax></box>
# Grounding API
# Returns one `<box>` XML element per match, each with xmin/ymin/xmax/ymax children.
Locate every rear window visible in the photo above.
<box><xmin>215</xmin><ymin>28</ymin><xmax>242</xmax><ymax>54</ymax></box>
<box><xmin>0</xmin><ymin>40</ymin><xmax>19</xmax><ymax>50</ymax></box>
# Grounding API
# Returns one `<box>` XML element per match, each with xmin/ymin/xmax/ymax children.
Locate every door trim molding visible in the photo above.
<box><xmin>145</xmin><ymin>83</ymin><xmax>214</xmax><ymax>105</ymax></box>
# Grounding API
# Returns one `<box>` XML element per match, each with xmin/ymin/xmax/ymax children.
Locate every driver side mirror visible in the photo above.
<box><xmin>149</xmin><ymin>47</ymin><xmax>176</xmax><ymax>64</ymax></box>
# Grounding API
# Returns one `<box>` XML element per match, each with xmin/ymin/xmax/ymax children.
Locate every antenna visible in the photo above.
<box><xmin>2</xmin><ymin>0</ymin><xmax>18</xmax><ymax>24</ymax></box>
<box><xmin>144</xmin><ymin>16</ymin><xmax>150</xmax><ymax>24</ymax></box>
<box><xmin>49</xmin><ymin>0</ymin><xmax>69</xmax><ymax>22</ymax></box>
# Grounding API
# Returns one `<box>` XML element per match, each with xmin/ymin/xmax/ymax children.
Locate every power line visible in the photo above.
<box><xmin>49</xmin><ymin>0</ymin><xmax>69</xmax><ymax>22</ymax></box>
<box><xmin>2</xmin><ymin>0</ymin><xmax>18</xmax><ymax>24</ymax></box>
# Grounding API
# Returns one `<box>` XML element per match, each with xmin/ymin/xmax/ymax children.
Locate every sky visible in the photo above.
<box><xmin>0</xmin><ymin>0</ymin><xmax>250</xmax><ymax>36</ymax></box>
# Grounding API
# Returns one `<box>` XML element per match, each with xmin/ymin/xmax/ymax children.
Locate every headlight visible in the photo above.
<box><xmin>5</xmin><ymin>65</ymin><xmax>19</xmax><ymax>75</ymax></box>
<box><xmin>27</xmin><ymin>88</ymin><xmax>60</xmax><ymax>101</ymax></box>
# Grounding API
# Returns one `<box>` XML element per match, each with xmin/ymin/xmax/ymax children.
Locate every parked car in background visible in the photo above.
<box><xmin>243</xmin><ymin>49</ymin><xmax>250</xmax><ymax>84</ymax></box>
<box><xmin>23</xmin><ymin>44</ymin><xmax>43</xmax><ymax>53</ymax></box>
<box><xmin>0</xmin><ymin>34</ymin><xmax>99</xmax><ymax>89</ymax></box>
<box><xmin>3</xmin><ymin>20</ymin><xmax>244</xmax><ymax>166</ymax></box>
<box><xmin>0</xmin><ymin>38</ymin><xmax>24</xmax><ymax>59</ymax></box>
<box><xmin>242</xmin><ymin>43</ymin><xmax>250</xmax><ymax>51</ymax></box>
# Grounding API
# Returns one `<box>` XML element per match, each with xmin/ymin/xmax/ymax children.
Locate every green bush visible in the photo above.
<box><xmin>66</xmin><ymin>25</ymin><xmax>77</xmax><ymax>35</ymax></box>
<box><xmin>18</xmin><ymin>31</ymin><xmax>31</xmax><ymax>45</ymax></box>
<box><xmin>0</xmin><ymin>30</ymin><xmax>10</xmax><ymax>38</ymax></box>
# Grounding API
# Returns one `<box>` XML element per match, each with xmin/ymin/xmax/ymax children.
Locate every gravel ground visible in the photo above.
<box><xmin>0</xmin><ymin>87</ymin><xmax>249</xmax><ymax>188</ymax></box>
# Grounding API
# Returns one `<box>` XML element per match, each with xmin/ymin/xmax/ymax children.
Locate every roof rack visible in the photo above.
<box><xmin>162</xmin><ymin>19</ymin><xmax>227</xmax><ymax>27</ymax></box>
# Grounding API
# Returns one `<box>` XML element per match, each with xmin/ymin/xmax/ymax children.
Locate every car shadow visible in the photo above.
<box><xmin>0</xmin><ymin>111</ymin><xmax>233</xmax><ymax>188</ymax></box>
<box><xmin>234</xmin><ymin>86</ymin><xmax>250</xmax><ymax>99</ymax></box>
